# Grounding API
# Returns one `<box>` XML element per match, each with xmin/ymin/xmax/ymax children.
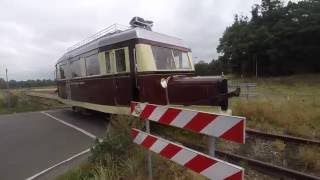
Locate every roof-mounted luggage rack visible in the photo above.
<box><xmin>130</xmin><ymin>17</ymin><xmax>153</xmax><ymax>31</ymax></box>
<box><xmin>66</xmin><ymin>23</ymin><xmax>130</xmax><ymax>52</ymax></box>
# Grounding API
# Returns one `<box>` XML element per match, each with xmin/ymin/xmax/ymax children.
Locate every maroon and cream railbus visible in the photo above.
<box><xmin>55</xmin><ymin>17</ymin><xmax>238</xmax><ymax>115</ymax></box>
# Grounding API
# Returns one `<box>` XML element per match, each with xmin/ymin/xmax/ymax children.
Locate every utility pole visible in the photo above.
<box><xmin>5</xmin><ymin>68</ymin><xmax>9</xmax><ymax>89</ymax></box>
<box><xmin>5</xmin><ymin>68</ymin><xmax>11</xmax><ymax>108</ymax></box>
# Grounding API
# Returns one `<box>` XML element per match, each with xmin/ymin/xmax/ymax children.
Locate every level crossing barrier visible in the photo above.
<box><xmin>130</xmin><ymin>101</ymin><xmax>246</xmax><ymax>180</ymax></box>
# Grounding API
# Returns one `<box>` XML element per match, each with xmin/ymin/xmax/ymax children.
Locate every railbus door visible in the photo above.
<box><xmin>66</xmin><ymin>79</ymin><xmax>71</xmax><ymax>99</ymax></box>
<box><xmin>112</xmin><ymin>47</ymin><xmax>132</xmax><ymax>106</ymax></box>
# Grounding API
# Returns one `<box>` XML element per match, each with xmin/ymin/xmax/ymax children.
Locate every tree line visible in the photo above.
<box><xmin>0</xmin><ymin>78</ymin><xmax>55</xmax><ymax>89</ymax></box>
<box><xmin>195</xmin><ymin>0</ymin><xmax>320</xmax><ymax>76</ymax></box>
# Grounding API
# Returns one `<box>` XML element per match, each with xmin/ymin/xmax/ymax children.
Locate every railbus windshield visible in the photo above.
<box><xmin>135</xmin><ymin>44</ymin><xmax>194</xmax><ymax>72</ymax></box>
<box><xmin>151</xmin><ymin>46</ymin><xmax>192</xmax><ymax>70</ymax></box>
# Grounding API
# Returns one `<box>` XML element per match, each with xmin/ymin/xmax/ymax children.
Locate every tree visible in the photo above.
<box><xmin>0</xmin><ymin>79</ymin><xmax>56</xmax><ymax>89</ymax></box>
<box><xmin>217</xmin><ymin>0</ymin><xmax>320</xmax><ymax>76</ymax></box>
<box><xmin>0</xmin><ymin>78</ymin><xmax>6</xmax><ymax>89</ymax></box>
<box><xmin>194</xmin><ymin>61</ymin><xmax>210</xmax><ymax>76</ymax></box>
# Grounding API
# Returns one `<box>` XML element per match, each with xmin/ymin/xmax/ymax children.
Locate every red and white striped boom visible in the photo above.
<box><xmin>132</xmin><ymin>128</ymin><xmax>244</xmax><ymax>180</ymax></box>
<box><xmin>131</xmin><ymin>101</ymin><xmax>246</xmax><ymax>143</ymax></box>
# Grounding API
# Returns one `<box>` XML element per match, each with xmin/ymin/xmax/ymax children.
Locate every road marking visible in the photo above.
<box><xmin>25</xmin><ymin>148</ymin><xmax>90</xmax><ymax>180</ymax></box>
<box><xmin>41</xmin><ymin>111</ymin><xmax>96</xmax><ymax>139</ymax></box>
<box><xmin>25</xmin><ymin>112</ymin><xmax>99</xmax><ymax>180</ymax></box>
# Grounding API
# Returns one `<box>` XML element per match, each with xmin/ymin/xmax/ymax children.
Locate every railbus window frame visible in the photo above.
<box><xmin>85</xmin><ymin>53</ymin><xmax>100</xmax><ymax>76</ymax></box>
<box><xmin>57</xmin><ymin>62</ymin><xmax>69</xmax><ymax>80</ymax></box>
<box><xmin>113</xmin><ymin>47</ymin><xmax>130</xmax><ymax>74</ymax></box>
<box><xmin>70</xmin><ymin>58</ymin><xmax>86</xmax><ymax>78</ymax></box>
<box><xmin>104</xmin><ymin>51</ymin><xmax>112</xmax><ymax>74</ymax></box>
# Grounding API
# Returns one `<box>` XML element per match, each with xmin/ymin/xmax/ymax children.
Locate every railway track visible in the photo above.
<box><xmin>152</xmin><ymin>122</ymin><xmax>320</xmax><ymax>178</ymax></box>
<box><xmin>153</xmin><ymin>127</ymin><xmax>320</xmax><ymax>179</ymax></box>
<box><xmin>216</xmin><ymin>150</ymin><xmax>320</xmax><ymax>180</ymax></box>
<box><xmin>181</xmin><ymin>142</ymin><xmax>320</xmax><ymax>180</ymax></box>
<box><xmin>246</xmin><ymin>128</ymin><xmax>320</xmax><ymax>146</ymax></box>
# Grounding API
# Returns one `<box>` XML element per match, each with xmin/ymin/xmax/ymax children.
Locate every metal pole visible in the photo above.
<box><xmin>5</xmin><ymin>68</ymin><xmax>11</xmax><ymax>108</ymax></box>
<box><xmin>5</xmin><ymin>68</ymin><xmax>9</xmax><ymax>89</ymax></box>
<box><xmin>208</xmin><ymin>136</ymin><xmax>216</xmax><ymax>157</ymax></box>
<box><xmin>145</xmin><ymin>119</ymin><xmax>153</xmax><ymax>180</ymax></box>
<box><xmin>164</xmin><ymin>87</ymin><xmax>170</xmax><ymax>105</ymax></box>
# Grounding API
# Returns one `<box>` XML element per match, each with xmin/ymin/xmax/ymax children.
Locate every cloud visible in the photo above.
<box><xmin>0</xmin><ymin>0</ymin><xmax>259</xmax><ymax>80</ymax></box>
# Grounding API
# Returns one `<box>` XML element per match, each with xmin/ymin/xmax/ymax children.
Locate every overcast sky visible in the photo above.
<box><xmin>0</xmin><ymin>0</ymin><xmax>260</xmax><ymax>80</ymax></box>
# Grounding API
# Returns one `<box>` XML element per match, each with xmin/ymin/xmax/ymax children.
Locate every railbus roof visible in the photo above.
<box><xmin>57</xmin><ymin>26</ymin><xmax>189</xmax><ymax>64</ymax></box>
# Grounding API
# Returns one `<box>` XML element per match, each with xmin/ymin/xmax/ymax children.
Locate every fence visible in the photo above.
<box><xmin>228</xmin><ymin>82</ymin><xmax>257</xmax><ymax>99</ymax></box>
<box><xmin>130</xmin><ymin>101</ymin><xmax>246</xmax><ymax>180</ymax></box>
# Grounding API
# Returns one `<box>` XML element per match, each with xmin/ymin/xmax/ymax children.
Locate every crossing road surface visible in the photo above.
<box><xmin>0</xmin><ymin>109</ymin><xmax>108</xmax><ymax>180</ymax></box>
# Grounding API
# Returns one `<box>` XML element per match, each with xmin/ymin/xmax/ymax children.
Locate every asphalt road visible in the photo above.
<box><xmin>0</xmin><ymin>109</ymin><xmax>108</xmax><ymax>180</ymax></box>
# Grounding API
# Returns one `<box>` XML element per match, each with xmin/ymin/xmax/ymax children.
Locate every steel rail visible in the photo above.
<box><xmin>179</xmin><ymin>142</ymin><xmax>320</xmax><ymax>180</ymax></box>
<box><xmin>246</xmin><ymin>128</ymin><xmax>320</xmax><ymax>146</ymax></box>
<box><xmin>216</xmin><ymin>150</ymin><xmax>320</xmax><ymax>180</ymax></box>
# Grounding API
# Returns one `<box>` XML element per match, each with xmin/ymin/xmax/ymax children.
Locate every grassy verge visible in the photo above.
<box><xmin>229</xmin><ymin>74</ymin><xmax>320</xmax><ymax>139</ymax></box>
<box><xmin>224</xmin><ymin>74</ymin><xmax>320</xmax><ymax>175</ymax></box>
<box><xmin>57</xmin><ymin>115</ymin><xmax>205</xmax><ymax>180</ymax></box>
<box><xmin>0</xmin><ymin>90</ymin><xmax>65</xmax><ymax>114</ymax></box>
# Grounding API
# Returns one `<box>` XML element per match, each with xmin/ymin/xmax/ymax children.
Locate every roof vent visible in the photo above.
<box><xmin>129</xmin><ymin>17</ymin><xmax>153</xmax><ymax>31</ymax></box>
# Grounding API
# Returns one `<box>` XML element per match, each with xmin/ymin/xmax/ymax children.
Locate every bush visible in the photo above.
<box><xmin>88</xmin><ymin>115</ymin><xmax>145</xmax><ymax>179</ymax></box>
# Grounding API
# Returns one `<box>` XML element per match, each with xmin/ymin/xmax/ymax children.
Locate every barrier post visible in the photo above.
<box><xmin>208</xmin><ymin>137</ymin><xmax>216</xmax><ymax>157</ymax></box>
<box><xmin>145</xmin><ymin>119</ymin><xmax>153</xmax><ymax>180</ymax></box>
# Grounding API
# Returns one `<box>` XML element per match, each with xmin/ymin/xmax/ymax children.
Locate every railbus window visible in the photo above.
<box><xmin>70</xmin><ymin>59</ymin><xmax>83</xmax><ymax>78</ymax></box>
<box><xmin>173</xmin><ymin>50</ymin><xmax>191</xmax><ymax>69</ymax></box>
<box><xmin>85</xmin><ymin>54</ymin><xmax>100</xmax><ymax>76</ymax></box>
<box><xmin>58</xmin><ymin>63</ymin><xmax>67</xmax><ymax>79</ymax></box>
<box><xmin>115</xmin><ymin>49</ymin><xmax>126</xmax><ymax>72</ymax></box>
<box><xmin>105</xmin><ymin>51</ymin><xmax>111</xmax><ymax>73</ymax></box>
<box><xmin>151</xmin><ymin>45</ymin><xmax>192</xmax><ymax>70</ymax></box>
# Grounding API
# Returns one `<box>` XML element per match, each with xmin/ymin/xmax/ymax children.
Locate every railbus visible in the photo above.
<box><xmin>55</xmin><ymin>17</ymin><xmax>239</xmax><ymax>115</ymax></box>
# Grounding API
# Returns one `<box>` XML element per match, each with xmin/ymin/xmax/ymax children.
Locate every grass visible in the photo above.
<box><xmin>0</xmin><ymin>90</ymin><xmax>65</xmax><ymax>114</ymax></box>
<box><xmin>229</xmin><ymin>74</ymin><xmax>320</xmax><ymax>139</ymax></box>
<box><xmin>225</xmin><ymin>74</ymin><xmax>320</xmax><ymax>175</ymax></box>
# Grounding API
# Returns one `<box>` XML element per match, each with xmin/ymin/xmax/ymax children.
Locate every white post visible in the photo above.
<box><xmin>145</xmin><ymin>119</ymin><xmax>153</xmax><ymax>180</ymax></box>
